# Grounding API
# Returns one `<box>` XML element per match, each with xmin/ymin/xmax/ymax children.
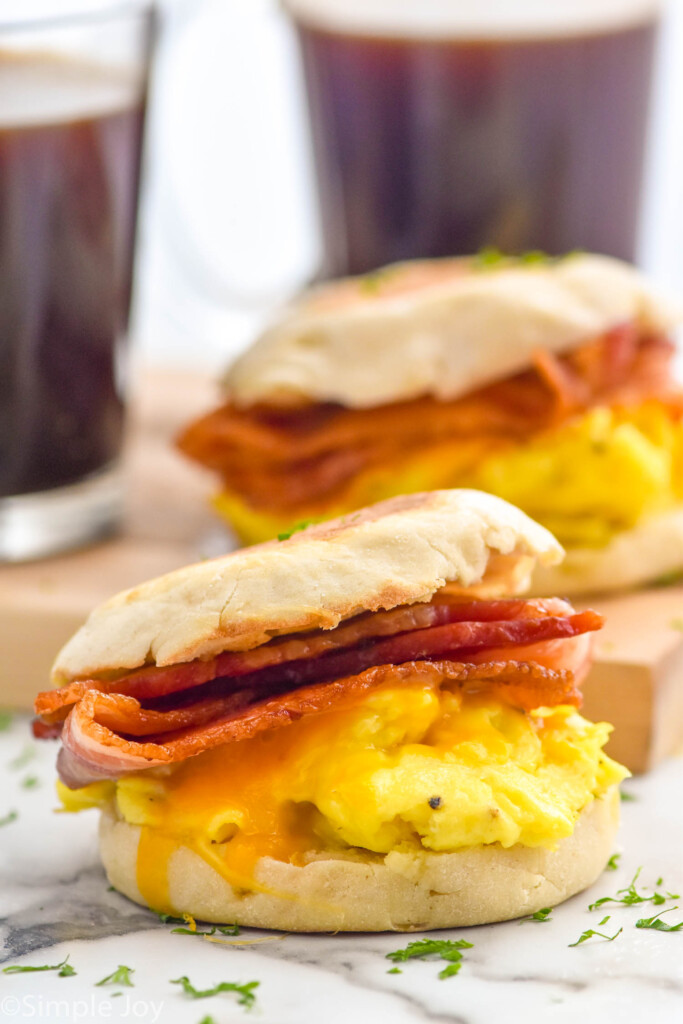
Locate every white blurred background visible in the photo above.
<box><xmin>133</xmin><ymin>0</ymin><xmax>683</xmax><ymax>372</ymax></box>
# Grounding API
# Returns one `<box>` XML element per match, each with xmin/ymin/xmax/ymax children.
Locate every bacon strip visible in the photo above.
<box><xmin>55</xmin><ymin>659</ymin><xmax>582</xmax><ymax>789</ymax></box>
<box><xmin>34</xmin><ymin>598</ymin><xmax>591</xmax><ymax>723</ymax></box>
<box><xmin>178</xmin><ymin>331</ymin><xmax>680</xmax><ymax>512</ymax></box>
<box><xmin>36</xmin><ymin>598</ymin><xmax>603</xmax><ymax>788</ymax></box>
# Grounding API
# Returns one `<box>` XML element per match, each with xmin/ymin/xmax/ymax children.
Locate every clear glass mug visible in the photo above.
<box><xmin>0</xmin><ymin>1</ymin><xmax>154</xmax><ymax>561</ymax></box>
<box><xmin>151</xmin><ymin>0</ymin><xmax>663</xmax><ymax>349</ymax></box>
<box><xmin>286</xmin><ymin>0</ymin><xmax>663</xmax><ymax>277</ymax></box>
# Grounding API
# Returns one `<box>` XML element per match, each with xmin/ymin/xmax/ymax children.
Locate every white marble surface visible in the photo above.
<box><xmin>1</xmin><ymin>714</ymin><xmax>682</xmax><ymax>1023</ymax></box>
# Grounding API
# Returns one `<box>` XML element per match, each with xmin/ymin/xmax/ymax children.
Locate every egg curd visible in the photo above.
<box><xmin>217</xmin><ymin>401</ymin><xmax>683</xmax><ymax>547</ymax></box>
<box><xmin>59</xmin><ymin>677</ymin><xmax>627</xmax><ymax>907</ymax></box>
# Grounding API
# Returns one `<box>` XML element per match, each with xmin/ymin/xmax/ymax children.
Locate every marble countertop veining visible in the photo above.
<box><xmin>1</xmin><ymin>714</ymin><xmax>682</xmax><ymax>1024</ymax></box>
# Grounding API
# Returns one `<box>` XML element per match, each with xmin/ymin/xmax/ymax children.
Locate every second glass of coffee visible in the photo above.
<box><xmin>284</xmin><ymin>0</ymin><xmax>661</xmax><ymax>277</ymax></box>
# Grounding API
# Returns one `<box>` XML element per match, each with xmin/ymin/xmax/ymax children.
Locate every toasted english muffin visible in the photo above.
<box><xmin>37</xmin><ymin>490</ymin><xmax>626</xmax><ymax>932</ymax></box>
<box><xmin>224</xmin><ymin>253</ymin><xmax>676</xmax><ymax>409</ymax></box>
<box><xmin>52</xmin><ymin>489</ymin><xmax>562</xmax><ymax>680</ymax></box>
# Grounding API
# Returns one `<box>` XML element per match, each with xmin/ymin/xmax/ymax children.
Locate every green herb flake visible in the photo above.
<box><xmin>154</xmin><ymin>911</ymin><xmax>185</xmax><ymax>924</ymax></box>
<box><xmin>636</xmin><ymin>908</ymin><xmax>683</xmax><ymax>932</ymax></box>
<box><xmin>474</xmin><ymin>246</ymin><xmax>506</xmax><ymax>270</ymax></box>
<box><xmin>620</xmin><ymin>791</ymin><xmax>637</xmax><ymax>803</ymax></box>
<box><xmin>198</xmin><ymin>1017</ymin><xmax>219</xmax><ymax>1024</ymax></box>
<box><xmin>0</xmin><ymin>711</ymin><xmax>12</xmax><ymax>731</ymax></box>
<box><xmin>171</xmin><ymin>975</ymin><xmax>259</xmax><ymax>1008</ymax></box>
<box><xmin>438</xmin><ymin>962</ymin><xmax>464</xmax><ymax>979</ymax></box>
<box><xmin>3</xmin><ymin>956</ymin><xmax>75</xmax><ymax>977</ymax></box>
<box><xmin>518</xmin><ymin>249</ymin><xmax>550</xmax><ymax>266</ymax></box>
<box><xmin>521</xmin><ymin>907</ymin><xmax>553</xmax><ymax>923</ymax></box>
<box><xmin>0</xmin><ymin>810</ymin><xmax>18</xmax><ymax>827</ymax></box>
<box><xmin>569</xmin><ymin>926</ymin><xmax>623</xmax><ymax>947</ymax></box>
<box><xmin>21</xmin><ymin>775</ymin><xmax>40</xmax><ymax>790</ymax></box>
<box><xmin>95</xmin><ymin>965</ymin><xmax>135</xmax><ymax>988</ymax></box>
<box><xmin>359</xmin><ymin>272</ymin><xmax>383</xmax><ymax>295</ymax></box>
<box><xmin>606</xmin><ymin>853</ymin><xmax>621</xmax><ymax>871</ymax></box>
<box><xmin>598</xmin><ymin>915</ymin><xmax>611</xmax><ymax>927</ymax></box>
<box><xmin>9</xmin><ymin>744</ymin><xmax>36</xmax><ymax>770</ymax></box>
<box><xmin>589</xmin><ymin>867</ymin><xmax>679</xmax><ymax>912</ymax></box>
<box><xmin>171</xmin><ymin>924</ymin><xmax>240</xmax><ymax>937</ymax></box>
<box><xmin>277</xmin><ymin>520</ymin><xmax>314</xmax><ymax>542</ymax></box>
<box><xmin>386</xmin><ymin>967</ymin><xmax>402</xmax><ymax>975</ymax></box>
<box><xmin>386</xmin><ymin>938</ymin><xmax>473</xmax><ymax>980</ymax></box>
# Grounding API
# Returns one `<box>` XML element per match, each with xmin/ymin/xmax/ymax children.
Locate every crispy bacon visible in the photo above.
<box><xmin>178</xmin><ymin>330</ymin><xmax>681</xmax><ymax>513</ymax></box>
<box><xmin>34</xmin><ymin>598</ymin><xmax>593</xmax><ymax>723</ymax></box>
<box><xmin>34</xmin><ymin>597</ymin><xmax>602</xmax><ymax>787</ymax></box>
<box><xmin>55</xmin><ymin>659</ymin><xmax>583</xmax><ymax>789</ymax></box>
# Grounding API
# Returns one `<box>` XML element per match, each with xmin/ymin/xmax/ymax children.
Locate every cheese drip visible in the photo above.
<box><xmin>59</xmin><ymin>679</ymin><xmax>627</xmax><ymax>911</ymax></box>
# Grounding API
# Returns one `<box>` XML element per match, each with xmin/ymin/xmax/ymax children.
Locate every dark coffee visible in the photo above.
<box><xmin>0</xmin><ymin>54</ymin><xmax>145</xmax><ymax>498</ymax></box>
<box><xmin>294</xmin><ymin>13</ymin><xmax>658</xmax><ymax>277</ymax></box>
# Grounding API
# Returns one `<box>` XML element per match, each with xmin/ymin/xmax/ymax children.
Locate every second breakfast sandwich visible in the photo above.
<box><xmin>179</xmin><ymin>252</ymin><xmax>682</xmax><ymax>593</ymax></box>
<box><xmin>35</xmin><ymin>490</ymin><xmax>627</xmax><ymax>931</ymax></box>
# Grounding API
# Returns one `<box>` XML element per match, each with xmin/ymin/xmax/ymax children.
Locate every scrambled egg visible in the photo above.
<box><xmin>466</xmin><ymin>403</ymin><xmax>683</xmax><ymax>547</ymax></box>
<box><xmin>60</xmin><ymin>679</ymin><xmax>627</xmax><ymax>872</ymax></box>
<box><xmin>218</xmin><ymin>401</ymin><xmax>683</xmax><ymax>547</ymax></box>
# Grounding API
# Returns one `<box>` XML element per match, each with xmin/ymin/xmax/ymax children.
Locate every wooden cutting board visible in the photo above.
<box><xmin>1</xmin><ymin>369</ymin><xmax>682</xmax><ymax>773</ymax></box>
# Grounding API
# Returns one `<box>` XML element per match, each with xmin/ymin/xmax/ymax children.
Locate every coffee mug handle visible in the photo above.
<box><xmin>155</xmin><ymin>0</ymin><xmax>320</xmax><ymax>310</ymax></box>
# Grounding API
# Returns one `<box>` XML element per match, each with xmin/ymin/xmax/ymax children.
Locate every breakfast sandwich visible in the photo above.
<box><xmin>178</xmin><ymin>253</ymin><xmax>682</xmax><ymax>594</ymax></box>
<box><xmin>35</xmin><ymin>490</ymin><xmax>627</xmax><ymax>931</ymax></box>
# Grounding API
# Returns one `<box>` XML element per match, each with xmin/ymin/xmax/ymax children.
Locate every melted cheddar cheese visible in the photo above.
<box><xmin>217</xmin><ymin>401</ymin><xmax>683</xmax><ymax>547</ymax></box>
<box><xmin>59</xmin><ymin>678</ymin><xmax>627</xmax><ymax>910</ymax></box>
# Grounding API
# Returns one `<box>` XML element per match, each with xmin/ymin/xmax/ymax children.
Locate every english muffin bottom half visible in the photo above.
<box><xmin>36</xmin><ymin>490</ymin><xmax>627</xmax><ymax>931</ymax></box>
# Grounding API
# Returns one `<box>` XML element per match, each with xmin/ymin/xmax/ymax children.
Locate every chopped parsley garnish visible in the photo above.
<box><xmin>0</xmin><ymin>810</ymin><xmax>18</xmax><ymax>827</ymax></box>
<box><xmin>3</xmin><ymin>956</ymin><xmax>75</xmax><ymax>977</ymax></box>
<box><xmin>0</xmin><ymin>711</ymin><xmax>12</xmax><ymax>731</ymax></box>
<box><xmin>359</xmin><ymin>272</ymin><xmax>384</xmax><ymax>295</ymax></box>
<box><xmin>277</xmin><ymin>520</ymin><xmax>313</xmax><ymax>541</ymax></box>
<box><xmin>198</xmin><ymin>1017</ymin><xmax>219</xmax><ymax>1024</ymax></box>
<box><xmin>606</xmin><ymin>853</ymin><xmax>621</xmax><ymax>871</ymax></box>
<box><xmin>387</xmin><ymin>967</ymin><xmax>402</xmax><ymax>975</ymax></box>
<box><xmin>518</xmin><ymin>249</ymin><xmax>550</xmax><ymax>266</ymax></box>
<box><xmin>620</xmin><ymin>791</ymin><xmax>637</xmax><ymax>802</ymax></box>
<box><xmin>589</xmin><ymin>868</ymin><xmax>679</xmax><ymax>911</ymax></box>
<box><xmin>386</xmin><ymin>938</ymin><xmax>473</xmax><ymax>979</ymax></box>
<box><xmin>474</xmin><ymin>246</ymin><xmax>506</xmax><ymax>269</ymax></box>
<box><xmin>9</xmin><ymin>744</ymin><xmax>36</xmax><ymax>770</ymax></box>
<box><xmin>474</xmin><ymin>247</ymin><xmax>556</xmax><ymax>271</ymax></box>
<box><xmin>154</xmin><ymin>911</ymin><xmax>185</xmax><ymax>924</ymax></box>
<box><xmin>358</xmin><ymin>265</ymin><xmax>400</xmax><ymax>295</ymax></box>
<box><xmin>171</xmin><ymin>924</ymin><xmax>240</xmax><ymax>937</ymax></box>
<box><xmin>95</xmin><ymin>965</ymin><xmax>135</xmax><ymax>987</ymax></box>
<box><xmin>569</xmin><ymin>926</ymin><xmax>622</xmax><ymax>947</ymax></box>
<box><xmin>171</xmin><ymin>976</ymin><xmax>259</xmax><ymax>1008</ymax></box>
<box><xmin>21</xmin><ymin>775</ymin><xmax>39</xmax><ymax>790</ymax></box>
<box><xmin>635</xmin><ymin>908</ymin><xmax>683</xmax><ymax>932</ymax></box>
<box><xmin>598</xmin><ymin>915</ymin><xmax>611</xmax><ymax>926</ymax></box>
<box><xmin>522</xmin><ymin>907</ymin><xmax>553</xmax><ymax>923</ymax></box>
